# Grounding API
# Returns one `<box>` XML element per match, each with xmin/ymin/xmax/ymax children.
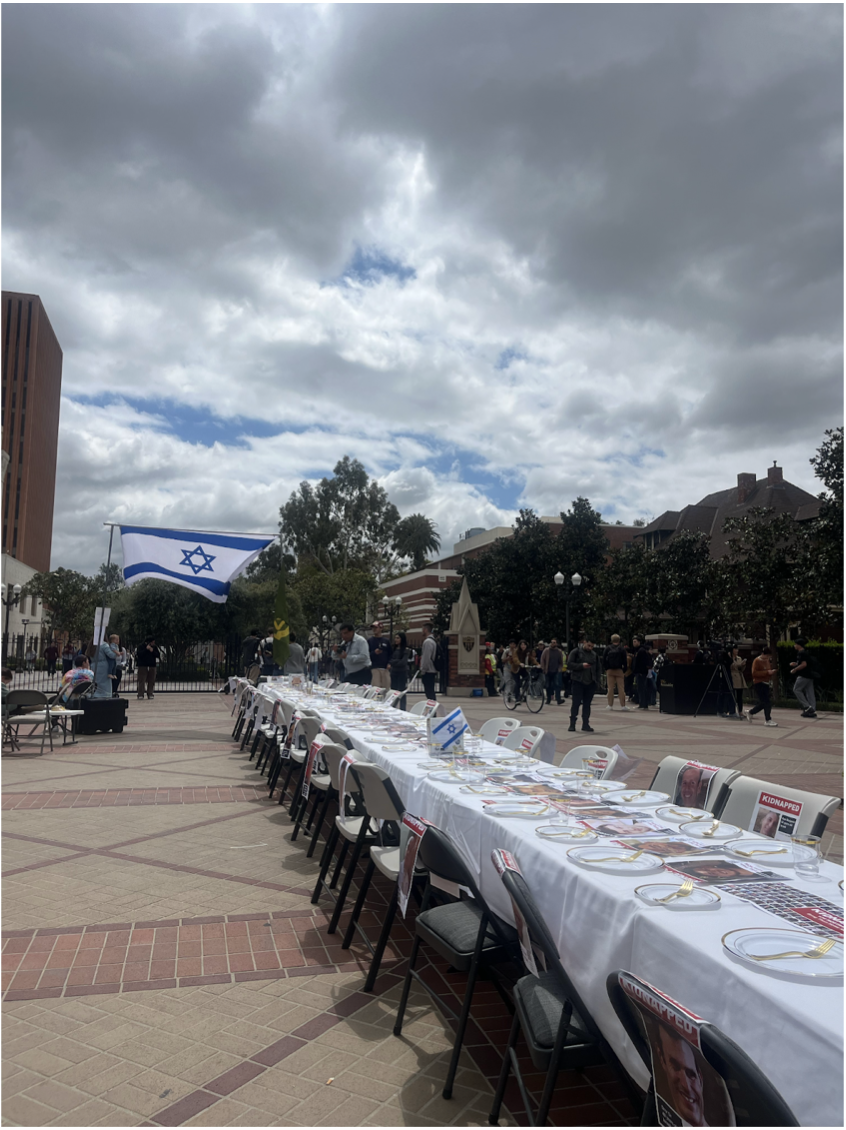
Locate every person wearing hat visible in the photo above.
<box><xmin>368</xmin><ymin>621</ymin><xmax>392</xmax><ymax>690</ymax></box>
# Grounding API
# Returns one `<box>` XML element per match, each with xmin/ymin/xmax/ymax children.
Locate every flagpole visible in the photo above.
<box><xmin>103</xmin><ymin>522</ymin><xmax>277</xmax><ymax>538</ymax></box>
<box><xmin>91</xmin><ymin>524</ymin><xmax>115</xmax><ymax>694</ymax></box>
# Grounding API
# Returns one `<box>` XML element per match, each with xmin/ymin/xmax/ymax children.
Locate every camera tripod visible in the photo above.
<box><xmin>693</xmin><ymin>659</ymin><xmax>738</xmax><ymax>718</ymax></box>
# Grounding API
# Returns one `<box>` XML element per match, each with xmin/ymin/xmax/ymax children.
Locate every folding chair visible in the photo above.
<box><xmin>717</xmin><ymin>774</ymin><xmax>841</xmax><ymax>838</ymax></box>
<box><xmin>279</xmin><ymin>715</ymin><xmax>324</xmax><ymax>811</ymax></box>
<box><xmin>393</xmin><ymin>825</ymin><xmax>518</xmax><ymax>1100</ymax></box>
<box><xmin>648</xmin><ymin>755</ymin><xmax>740</xmax><ymax>815</ymax></box>
<box><xmin>479</xmin><ymin>717</ymin><xmax>521</xmax><ymax>744</ymax></box>
<box><xmin>503</xmin><ymin>726</ymin><xmax>545</xmax><ymax>757</ymax></box>
<box><xmin>559</xmin><ymin>745</ymin><xmax>619</xmax><ymax>778</ymax></box>
<box><xmin>339</xmin><ymin>762</ymin><xmax>427</xmax><ymax>991</ymax></box>
<box><xmin>607</xmin><ymin>969</ymin><xmax>798</xmax><ymax>1126</ymax></box>
<box><xmin>488</xmin><ymin>863</ymin><xmax>632</xmax><ymax>1127</ymax></box>
<box><xmin>3</xmin><ymin>690</ymin><xmax>54</xmax><ymax>755</ymax></box>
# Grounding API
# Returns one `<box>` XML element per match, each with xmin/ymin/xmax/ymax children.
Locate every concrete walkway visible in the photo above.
<box><xmin>2</xmin><ymin>690</ymin><xmax>840</xmax><ymax>1126</ymax></box>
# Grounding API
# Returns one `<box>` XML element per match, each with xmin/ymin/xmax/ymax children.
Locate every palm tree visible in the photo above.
<box><xmin>394</xmin><ymin>515</ymin><xmax>440</xmax><ymax>572</ymax></box>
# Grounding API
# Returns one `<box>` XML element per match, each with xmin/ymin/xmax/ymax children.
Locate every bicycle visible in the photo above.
<box><xmin>502</xmin><ymin>667</ymin><xmax>545</xmax><ymax>713</ymax></box>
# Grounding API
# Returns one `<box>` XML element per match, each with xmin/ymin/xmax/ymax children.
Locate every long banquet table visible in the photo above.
<box><xmin>246</xmin><ymin>682</ymin><xmax>844</xmax><ymax>1126</ymax></box>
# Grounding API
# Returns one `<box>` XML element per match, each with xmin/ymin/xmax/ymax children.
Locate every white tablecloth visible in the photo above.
<box><xmin>263</xmin><ymin>686</ymin><xmax>844</xmax><ymax>1126</ymax></box>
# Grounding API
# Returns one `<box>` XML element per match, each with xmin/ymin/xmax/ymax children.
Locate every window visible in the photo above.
<box><xmin>30</xmin><ymin>595</ymin><xmax>37</xmax><ymax>617</ymax></box>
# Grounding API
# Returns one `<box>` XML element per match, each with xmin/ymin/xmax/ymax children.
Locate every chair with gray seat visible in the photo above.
<box><xmin>394</xmin><ymin>824</ymin><xmax>518</xmax><ymax>1101</ymax></box>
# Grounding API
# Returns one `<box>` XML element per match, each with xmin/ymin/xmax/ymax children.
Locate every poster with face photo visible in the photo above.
<box><xmin>749</xmin><ymin>790</ymin><xmax>803</xmax><ymax>840</ymax></box>
<box><xmin>398</xmin><ymin>813</ymin><xmax>432</xmax><ymax>918</ymax></box>
<box><xmin>673</xmin><ymin>761</ymin><xmax>720</xmax><ymax>810</ymax></box>
<box><xmin>619</xmin><ymin>974</ymin><xmax>735</xmax><ymax>1128</ymax></box>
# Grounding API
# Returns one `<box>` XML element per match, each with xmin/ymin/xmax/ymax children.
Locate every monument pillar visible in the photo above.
<box><xmin>445</xmin><ymin>578</ymin><xmax>486</xmax><ymax>697</ymax></box>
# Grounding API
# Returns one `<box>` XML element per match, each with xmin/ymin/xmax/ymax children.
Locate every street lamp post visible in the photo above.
<box><xmin>20</xmin><ymin>617</ymin><xmax>30</xmax><ymax>664</ymax></box>
<box><xmin>382</xmin><ymin>595</ymin><xmax>402</xmax><ymax>641</ymax></box>
<box><xmin>554</xmin><ymin>571</ymin><xmax>582</xmax><ymax>653</ymax></box>
<box><xmin>1</xmin><ymin>583</ymin><xmax>22</xmax><ymax>658</ymax></box>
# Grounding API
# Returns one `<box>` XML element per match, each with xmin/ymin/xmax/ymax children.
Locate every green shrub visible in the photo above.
<box><xmin>775</xmin><ymin>641</ymin><xmax>843</xmax><ymax>711</ymax></box>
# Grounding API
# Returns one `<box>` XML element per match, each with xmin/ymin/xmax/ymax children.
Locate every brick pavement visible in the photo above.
<box><xmin>2</xmin><ymin>689</ymin><xmax>840</xmax><ymax>1126</ymax></box>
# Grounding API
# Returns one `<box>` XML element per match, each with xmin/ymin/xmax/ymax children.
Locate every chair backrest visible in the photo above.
<box><xmin>499</xmin><ymin>864</ymin><xmax>605</xmax><ymax>1046</ymax></box>
<box><xmin>503</xmin><ymin>726</ymin><xmax>544</xmax><ymax>755</ymax></box>
<box><xmin>606</xmin><ymin>970</ymin><xmax>798</xmax><ymax>1127</ymax></box>
<box><xmin>717</xmin><ymin>774</ymin><xmax>841</xmax><ymax>838</ymax></box>
<box><xmin>350</xmin><ymin>762</ymin><xmax>405</xmax><ymax>822</ymax></box>
<box><xmin>274</xmin><ymin>699</ymin><xmax>296</xmax><ymax>729</ymax></box>
<box><xmin>408</xmin><ymin>701</ymin><xmax>429</xmax><ymax>716</ymax></box>
<box><xmin>319</xmin><ymin>743</ymin><xmax>351</xmax><ymax>790</ymax></box>
<box><xmin>560</xmin><ymin>745</ymin><xmax>619</xmax><ymax>779</ymax></box>
<box><xmin>7</xmin><ymin>690</ymin><xmax>49</xmax><ymax>713</ymax></box>
<box><xmin>322</xmin><ymin>725</ymin><xmax>353</xmax><ymax>749</ymax></box>
<box><xmin>417</xmin><ymin>826</ymin><xmax>513</xmax><ymax>947</ymax></box>
<box><xmin>297</xmin><ymin>716</ymin><xmax>324</xmax><ymax>748</ymax></box>
<box><xmin>479</xmin><ymin>717</ymin><xmax>521</xmax><ymax>744</ymax></box>
<box><xmin>648</xmin><ymin>755</ymin><xmax>740</xmax><ymax>815</ymax></box>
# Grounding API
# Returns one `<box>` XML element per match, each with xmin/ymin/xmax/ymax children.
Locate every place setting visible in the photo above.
<box><xmin>721</xmin><ymin>928</ymin><xmax>843</xmax><ymax>983</ymax></box>
<box><xmin>566</xmin><ymin>844</ymin><xmax>666</xmax><ymax>874</ymax></box>
<box><xmin>679</xmin><ymin>818</ymin><xmax>743</xmax><ymax>842</ymax></box>
<box><xmin>635</xmin><ymin>878</ymin><xmax>722</xmax><ymax>912</ymax></box>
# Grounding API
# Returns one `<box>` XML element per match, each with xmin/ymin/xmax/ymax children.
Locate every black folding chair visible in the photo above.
<box><xmin>393</xmin><ymin>825</ymin><xmax>518</xmax><ymax>1101</ymax></box>
<box><xmin>488</xmin><ymin>866</ymin><xmax>635</xmax><ymax>1126</ymax></box>
<box><xmin>3</xmin><ymin>690</ymin><xmax>54</xmax><ymax>755</ymax></box>
<box><xmin>606</xmin><ymin>969</ymin><xmax>798</xmax><ymax>1126</ymax></box>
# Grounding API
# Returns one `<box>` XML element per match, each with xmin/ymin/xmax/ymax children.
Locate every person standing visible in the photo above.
<box><xmin>603</xmin><ymin>633</ymin><xmax>629</xmax><ymax>711</ymax></box>
<box><xmin>259</xmin><ymin>630</ymin><xmax>277</xmax><ymax>677</ymax></box>
<box><xmin>112</xmin><ymin>639</ymin><xmax>128</xmax><ymax>697</ymax></box>
<box><xmin>744</xmin><ymin>645</ymin><xmax>778</xmax><ymax>727</ymax></box>
<box><xmin>241</xmin><ymin>629</ymin><xmax>261</xmax><ymax>676</ymax></box>
<box><xmin>337</xmin><ymin>623</ymin><xmax>372</xmax><ymax>686</ymax></box>
<box><xmin>729</xmin><ymin>646</ymin><xmax>747</xmax><ymax>717</ymax></box>
<box><xmin>43</xmin><ymin>641</ymin><xmax>59</xmax><ymax>678</ymax></box>
<box><xmin>136</xmin><ymin>637</ymin><xmax>161</xmax><ymax>700</ymax></box>
<box><xmin>61</xmin><ymin>642</ymin><xmax>75</xmax><ymax>674</ymax></box>
<box><xmin>419</xmin><ymin>622</ymin><xmax>438</xmax><ymax>701</ymax></box>
<box><xmin>540</xmin><ymin>639</ymin><xmax>564</xmax><ymax>705</ymax></box>
<box><xmin>390</xmin><ymin>631</ymin><xmax>413</xmax><ymax>709</ymax></box>
<box><xmin>790</xmin><ymin>637</ymin><xmax>818</xmax><ymax>718</ymax></box>
<box><xmin>283</xmin><ymin>633</ymin><xmax>305</xmax><ymax>676</ymax></box>
<box><xmin>368</xmin><ymin>622</ymin><xmax>392</xmax><ymax>690</ymax></box>
<box><xmin>484</xmin><ymin>646</ymin><xmax>497</xmax><ymax>697</ymax></box>
<box><xmin>306</xmin><ymin>641</ymin><xmax>321</xmax><ymax>681</ymax></box>
<box><xmin>567</xmin><ymin>638</ymin><xmax>598</xmax><ymax>733</ymax></box>
<box><xmin>91</xmin><ymin>635</ymin><xmax>120</xmax><ymax>699</ymax></box>
<box><xmin>631</xmin><ymin>636</ymin><xmax>653</xmax><ymax>711</ymax></box>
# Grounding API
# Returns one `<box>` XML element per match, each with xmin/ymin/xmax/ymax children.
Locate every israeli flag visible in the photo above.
<box><xmin>119</xmin><ymin>526</ymin><xmax>275</xmax><ymax>603</ymax></box>
<box><xmin>430</xmin><ymin>707</ymin><xmax>469</xmax><ymax>751</ymax></box>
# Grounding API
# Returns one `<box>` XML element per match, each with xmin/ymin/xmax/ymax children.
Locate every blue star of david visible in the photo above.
<box><xmin>179</xmin><ymin>545</ymin><xmax>216</xmax><ymax>575</ymax></box>
<box><xmin>446</xmin><ymin>722</ymin><xmax>458</xmax><ymax>735</ymax></box>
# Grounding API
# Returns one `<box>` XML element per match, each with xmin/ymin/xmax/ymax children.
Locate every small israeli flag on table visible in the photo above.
<box><xmin>119</xmin><ymin>526</ymin><xmax>275</xmax><ymax>603</ymax></box>
<box><xmin>430</xmin><ymin>706</ymin><xmax>469</xmax><ymax>751</ymax></box>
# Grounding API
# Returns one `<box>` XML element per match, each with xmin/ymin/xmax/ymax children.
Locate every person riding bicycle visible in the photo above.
<box><xmin>510</xmin><ymin>640</ymin><xmax>537</xmax><ymax>700</ymax></box>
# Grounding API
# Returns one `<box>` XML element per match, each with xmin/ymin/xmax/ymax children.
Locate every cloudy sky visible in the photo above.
<box><xmin>3</xmin><ymin>4</ymin><xmax>842</xmax><ymax>574</ymax></box>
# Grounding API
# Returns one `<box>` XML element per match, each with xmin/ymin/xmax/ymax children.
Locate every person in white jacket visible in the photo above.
<box><xmin>338</xmin><ymin>624</ymin><xmax>372</xmax><ymax>686</ymax></box>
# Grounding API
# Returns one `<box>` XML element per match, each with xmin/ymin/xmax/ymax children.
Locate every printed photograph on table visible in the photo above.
<box><xmin>749</xmin><ymin>790</ymin><xmax>803</xmax><ymax>839</ymax></box>
<box><xmin>619</xmin><ymin>974</ymin><xmax>735</xmax><ymax>1127</ymax></box>
<box><xmin>673</xmin><ymin>761</ymin><xmax>720</xmax><ymax>810</ymax></box>
<box><xmin>665</xmin><ymin>859</ymin><xmax>785</xmax><ymax>885</ymax></box>
<box><xmin>720</xmin><ymin>883</ymin><xmax>844</xmax><ymax>936</ymax></box>
<box><xmin>614</xmin><ymin>837</ymin><xmax>712</xmax><ymax>857</ymax></box>
<box><xmin>547</xmin><ymin>799</ymin><xmax>639</xmax><ymax>819</ymax></box>
<box><xmin>507</xmin><ymin>783</ymin><xmax>556</xmax><ymax>797</ymax></box>
<box><xmin>583</xmin><ymin>817</ymin><xmax>676</xmax><ymax>838</ymax></box>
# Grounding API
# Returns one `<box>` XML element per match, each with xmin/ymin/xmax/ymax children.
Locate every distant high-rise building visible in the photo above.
<box><xmin>2</xmin><ymin>291</ymin><xmax>63</xmax><ymax>573</ymax></box>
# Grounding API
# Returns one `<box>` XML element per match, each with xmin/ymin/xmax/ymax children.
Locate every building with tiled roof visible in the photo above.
<box><xmin>635</xmin><ymin>462</ymin><xmax>820</xmax><ymax>557</ymax></box>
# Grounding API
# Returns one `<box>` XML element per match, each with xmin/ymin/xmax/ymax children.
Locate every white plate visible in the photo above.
<box><xmin>379</xmin><ymin>742</ymin><xmax>417</xmax><ymax>751</ymax></box>
<box><xmin>482</xmin><ymin>802</ymin><xmax>551</xmax><ymax>819</ymax></box>
<box><xmin>566</xmin><ymin>846</ymin><xmax>665</xmax><ymax>875</ymax></box>
<box><xmin>536</xmin><ymin>767</ymin><xmax>593</xmax><ymax>780</ymax></box>
<box><xmin>608</xmin><ymin>790</ymin><xmax>669</xmax><ymax>807</ymax></box>
<box><xmin>417</xmin><ymin>759</ymin><xmax>455</xmax><ymax>770</ymax></box>
<box><xmin>459</xmin><ymin>785</ymin><xmax>510</xmax><ymax>797</ymax></box>
<box><xmin>656</xmin><ymin>805</ymin><xmax>713</xmax><ymax>824</ymax></box>
<box><xmin>492</xmin><ymin>758</ymin><xmax>537</xmax><ymax>769</ymax></box>
<box><xmin>722</xmin><ymin>928</ymin><xmax>843</xmax><ymax>981</ymax></box>
<box><xmin>535</xmin><ymin>823</ymin><xmax>598</xmax><ymax>843</ymax></box>
<box><xmin>427</xmin><ymin>770</ymin><xmax>488</xmax><ymax>784</ymax></box>
<box><xmin>724</xmin><ymin>840</ymin><xmax>816</xmax><ymax>867</ymax></box>
<box><xmin>635</xmin><ymin>883</ymin><xmax>722</xmax><ymax>911</ymax></box>
<box><xmin>679</xmin><ymin>820</ymin><xmax>742</xmax><ymax>842</ymax></box>
<box><xmin>587</xmin><ymin>781</ymin><xmax>628</xmax><ymax>795</ymax></box>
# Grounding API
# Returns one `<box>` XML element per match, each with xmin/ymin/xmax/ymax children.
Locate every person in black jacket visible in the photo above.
<box><xmin>631</xmin><ymin>637</ymin><xmax>653</xmax><ymax>711</ymax></box>
<box><xmin>136</xmin><ymin>637</ymin><xmax>161</xmax><ymax>700</ymax></box>
<box><xmin>389</xmin><ymin>632</ymin><xmax>413</xmax><ymax>710</ymax></box>
<box><xmin>567</xmin><ymin>639</ymin><xmax>598</xmax><ymax>733</ymax></box>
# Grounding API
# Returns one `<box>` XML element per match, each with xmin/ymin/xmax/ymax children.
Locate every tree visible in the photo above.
<box><xmin>808</xmin><ymin>427</ymin><xmax>844</xmax><ymax>609</ymax></box>
<box><xmin>650</xmin><ymin>531</ymin><xmax>714</xmax><ymax>635</ymax></box>
<box><xmin>394</xmin><ymin>514</ymin><xmax>440</xmax><ymax>572</ymax></box>
<box><xmin>591</xmin><ymin>543</ymin><xmax>653</xmax><ymax>639</ymax></box>
<box><xmin>96</xmin><ymin>561</ymin><xmax>124</xmax><ymax>594</ymax></box>
<box><xmin>292</xmin><ymin>565</ymin><xmax>378</xmax><ymax>633</ymax></box>
<box><xmin>280</xmin><ymin>457</ymin><xmax>401</xmax><ymax>581</ymax></box>
<box><xmin>21</xmin><ymin>569</ymin><xmax>97</xmax><ymax>642</ymax></box>
<box><xmin>244</xmin><ymin>541</ymin><xmax>297</xmax><ymax>584</ymax></box>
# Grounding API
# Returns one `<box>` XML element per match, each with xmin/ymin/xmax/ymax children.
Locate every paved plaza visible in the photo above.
<box><xmin>2</xmin><ymin>690</ymin><xmax>841</xmax><ymax>1126</ymax></box>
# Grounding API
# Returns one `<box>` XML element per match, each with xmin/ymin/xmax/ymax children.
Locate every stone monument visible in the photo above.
<box><xmin>445</xmin><ymin>577</ymin><xmax>486</xmax><ymax>696</ymax></box>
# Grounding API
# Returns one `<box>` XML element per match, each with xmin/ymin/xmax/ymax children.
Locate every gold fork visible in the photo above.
<box><xmin>655</xmin><ymin>878</ymin><xmax>695</xmax><ymax>903</ymax></box>
<box><xmin>543</xmin><ymin>827</ymin><xmax>593</xmax><ymax>838</ymax></box>
<box><xmin>701</xmin><ymin>820</ymin><xmax>722</xmax><ymax>838</ymax></box>
<box><xmin>672</xmin><ymin>810</ymin><xmax>706</xmax><ymax>820</ymax></box>
<box><xmin>732</xmin><ymin>846</ymin><xmax>788</xmax><ymax>857</ymax></box>
<box><xmin>589</xmin><ymin>850</ymin><xmax>644</xmax><ymax>863</ymax></box>
<box><xmin>622</xmin><ymin>791</ymin><xmax>646</xmax><ymax>800</ymax></box>
<box><xmin>749</xmin><ymin>938</ymin><xmax>836</xmax><ymax>962</ymax></box>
